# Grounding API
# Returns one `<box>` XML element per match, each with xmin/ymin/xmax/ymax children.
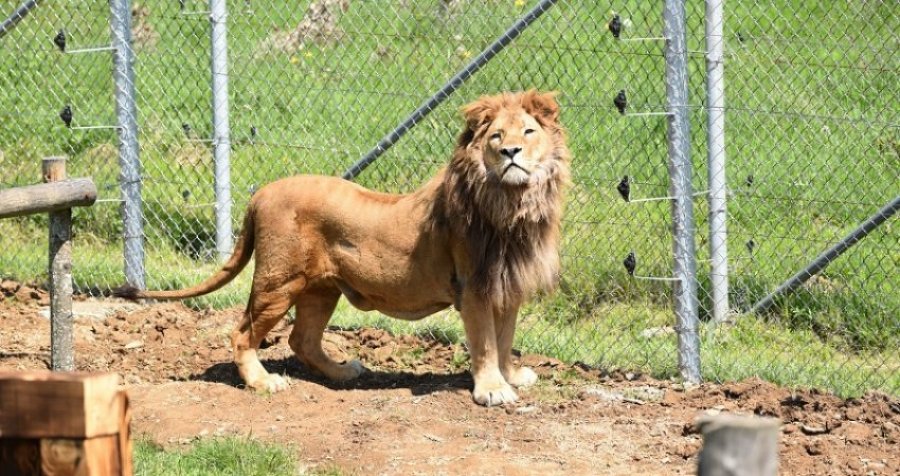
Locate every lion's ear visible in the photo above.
<box><xmin>521</xmin><ymin>90</ymin><xmax>560</xmax><ymax>126</ymax></box>
<box><xmin>461</xmin><ymin>97</ymin><xmax>499</xmax><ymax>133</ymax></box>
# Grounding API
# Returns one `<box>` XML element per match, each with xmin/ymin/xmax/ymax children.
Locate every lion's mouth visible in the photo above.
<box><xmin>502</xmin><ymin>162</ymin><xmax>529</xmax><ymax>176</ymax></box>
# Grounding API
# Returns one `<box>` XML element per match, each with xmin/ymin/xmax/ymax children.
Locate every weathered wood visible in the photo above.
<box><xmin>116</xmin><ymin>392</ymin><xmax>133</xmax><ymax>476</ymax></box>
<box><xmin>44</xmin><ymin>157</ymin><xmax>74</xmax><ymax>372</ymax></box>
<box><xmin>0</xmin><ymin>438</ymin><xmax>40</xmax><ymax>475</ymax></box>
<box><xmin>0</xmin><ymin>178</ymin><xmax>96</xmax><ymax>219</ymax></box>
<box><xmin>0</xmin><ymin>435</ymin><xmax>125</xmax><ymax>476</ymax></box>
<box><xmin>0</xmin><ymin>372</ymin><xmax>122</xmax><ymax>439</ymax></box>
<box><xmin>0</xmin><ymin>373</ymin><xmax>132</xmax><ymax>476</ymax></box>
<box><xmin>698</xmin><ymin>414</ymin><xmax>780</xmax><ymax>476</ymax></box>
<box><xmin>40</xmin><ymin>438</ymin><xmax>83</xmax><ymax>475</ymax></box>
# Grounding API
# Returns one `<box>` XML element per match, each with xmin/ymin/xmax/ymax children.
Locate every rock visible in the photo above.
<box><xmin>371</xmin><ymin>343</ymin><xmax>396</xmax><ymax>363</ymax></box>
<box><xmin>123</xmin><ymin>340</ymin><xmax>144</xmax><ymax>350</ymax></box>
<box><xmin>0</xmin><ymin>279</ymin><xmax>19</xmax><ymax>295</ymax></box>
<box><xmin>804</xmin><ymin>441</ymin><xmax>823</xmax><ymax>456</ymax></box>
<box><xmin>624</xmin><ymin>385</ymin><xmax>665</xmax><ymax>402</ymax></box>
<box><xmin>580</xmin><ymin>387</ymin><xmax>623</xmax><ymax>402</ymax></box>
<box><xmin>834</xmin><ymin>421</ymin><xmax>873</xmax><ymax>444</ymax></box>
<box><xmin>111</xmin><ymin>331</ymin><xmax>131</xmax><ymax>346</ymax></box>
<box><xmin>801</xmin><ymin>424</ymin><xmax>829</xmax><ymax>435</ymax></box>
<box><xmin>844</xmin><ymin>405</ymin><xmax>862</xmax><ymax>421</ymax></box>
<box><xmin>880</xmin><ymin>421</ymin><xmax>898</xmax><ymax>442</ymax></box>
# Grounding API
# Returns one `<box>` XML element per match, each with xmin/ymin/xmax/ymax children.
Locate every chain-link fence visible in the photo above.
<box><xmin>0</xmin><ymin>0</ymin><xmax>897</xmax><ymax>398</ymax></box>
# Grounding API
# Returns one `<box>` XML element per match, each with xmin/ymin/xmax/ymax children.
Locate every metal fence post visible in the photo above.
<box><xmin>209</xmin><ymin>0</ymin><xmax>232</xmax><ymax>259</ymax></box>
<box><xmin>110</xmin><ymin>0</ymin><xmax>145</xmax><ymax>289</ymax></box>
<box><xmin>664</xmin><ymin>0</ymin><xmax>701</xmax><ymax>383</ymax></box>
<box><xmin>706</xmin><ymin>0</ymin><xmax>729</xmax><ymax>323</ymax></box>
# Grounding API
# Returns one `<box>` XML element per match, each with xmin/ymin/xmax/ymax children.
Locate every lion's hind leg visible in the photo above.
<box><xmin>288</xmin><ymin>288</ymin><xmax>367</xmax><ymax>381</ymax></box>
<box><xmin>231</xmin><ymin>277</ymin><xmax>304</xmax><ymax>393</ymax></box>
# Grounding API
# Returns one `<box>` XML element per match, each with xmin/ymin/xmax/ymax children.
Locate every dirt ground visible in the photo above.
<box><xmin>1</xmin><ymin>282</ymin><xmax>898</xmax><ymax>475</ymax></box>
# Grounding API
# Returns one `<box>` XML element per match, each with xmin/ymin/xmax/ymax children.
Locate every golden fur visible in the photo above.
<box><xmin>116</xmin><ymin>90</ymin><xmax>571</xmax><ymax>406</ymax></box>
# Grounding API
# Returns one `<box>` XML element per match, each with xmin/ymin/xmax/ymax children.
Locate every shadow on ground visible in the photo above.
<box><xmin>191</xmin><ymin>357</ymin><xmax>473</xmax><ymax>397</ymax></box>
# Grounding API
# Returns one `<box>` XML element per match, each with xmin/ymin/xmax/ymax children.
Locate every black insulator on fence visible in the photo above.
<box><xmin>623</xmin><ymin>251</ymin><xmax>637</xmax><ymax>276</ymax></box>
<box><xmin>746</xmin><ymin>239</ymin><xmax>756</xmax><ymax>254</ymax></box>
<box><xmin>614</xmin><ymin>89</ymin><xmax>627</xmax><ymax>115</ymax></box>
<box><xmin>617</xmin><ymin>175</ymin><xmax>631</xmax><ymax>202</ymax></box>
<box><xmin>745</xmin><ymin>174</ymin><xmax>754</xmax><ymax>187</ymax></box>
<box><xmin>608</xmin><ymin>14</ymin><xmax>622</xmax><ymax>38</ymax></box>
<box><xmin>182</xmin><ymin>190</ymin><xmax>190</xmax><ymax>202</ymax></box>
<box><xmin>182</xmin><ymin>122</ymin><xmax>191</xmax><ymax>137</ymax></box>
<box><xmin>59</xmin><ymin>105</ymin><xmax>72</xmax><ymax>128</ymax></box>
<box><xmin>250</xmin><ymin>125</ymin><xmax>258</xmax><ymax>139</ymax></box>
<box><xmin>737</xmin><ymin>31</ymin><xmax>746</xmax><ymax>43</ymax></box>
<box><xmin>53</xmin><ymin>29</ymin><xmax>66</xmax><ymax>52</ymax></box>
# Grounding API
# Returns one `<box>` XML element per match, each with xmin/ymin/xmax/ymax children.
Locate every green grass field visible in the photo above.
<box><xmin>0</xmin><ymin>0</ymin><xmax>897</xmax><ymax>397</ymax></box>
<box><xmin>134</xmin><ymin>437</ymin><xmax>339</xmax><ymax>476</ymax></box>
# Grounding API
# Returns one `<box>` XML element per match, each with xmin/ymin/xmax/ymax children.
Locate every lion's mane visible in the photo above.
<box><xmin>432</xmin><ymin>92</ymin><xmax>571</xmax><ymax>309</ymax></box>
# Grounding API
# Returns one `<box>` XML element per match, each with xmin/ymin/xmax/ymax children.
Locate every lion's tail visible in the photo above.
<box><xmin>114</xmin><ymin>210</ymin><xmax>255</xmax><ymax>301</ymax></box>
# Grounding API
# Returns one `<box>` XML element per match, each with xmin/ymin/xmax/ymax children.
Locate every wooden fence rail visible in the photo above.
<box><xmin>0</xmin><ymin>157</ymin><xmax>96</xmax><ymax>370</ymax></box>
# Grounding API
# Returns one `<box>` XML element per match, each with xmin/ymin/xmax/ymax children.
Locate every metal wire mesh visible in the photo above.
<box><xmin>698</xmin><ymin>0</ymin><xmax>900</xmax><ymax>396</ymax></box>
<box><xmin>0</xmin><ymin>0</ymin><xmax>896</xmax><ymax>397</ymax></box>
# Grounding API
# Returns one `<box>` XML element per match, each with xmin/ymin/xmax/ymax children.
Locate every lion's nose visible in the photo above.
<box><xmin>500</xmin><ymin>146</ymin><xmax>522</xmax><ymax>159</ymax></box>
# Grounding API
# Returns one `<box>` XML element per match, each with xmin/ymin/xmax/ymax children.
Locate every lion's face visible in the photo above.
<box><xmin>460</xmin><ymin>90</ymin><xmax>565</xmax><ymax>188</ymax></box>
<box><xmin>481</xmin><ymin>108</ymin><xmax>555</xmax><ymax>186</ymax></box>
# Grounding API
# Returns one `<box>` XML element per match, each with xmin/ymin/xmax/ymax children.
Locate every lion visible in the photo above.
<box><xmin>117</xmin><ymin>90</ymin><xmax>571</xmax><ymax>406</ymax></box>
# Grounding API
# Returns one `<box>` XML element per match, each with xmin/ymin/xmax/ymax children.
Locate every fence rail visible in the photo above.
<box><xmin>0</xmin><ymin>0</ymin><xmax>897</xmax><ymax>398</ymax></box>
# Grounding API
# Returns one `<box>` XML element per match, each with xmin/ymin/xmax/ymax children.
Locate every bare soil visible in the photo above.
<box><xmin>1</xmin><ymin>284</ymin><xmax>898</xmax><ymax>475</ymax></box>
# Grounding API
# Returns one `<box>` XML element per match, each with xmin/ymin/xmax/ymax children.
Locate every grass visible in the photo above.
<box><xmin>0</xmin><ymin>1</ymin><xmax>897</xmax><ymax>398</ymax></box>
<box><xmin>134</xmin><ymin>437</ymin><xmax>343</xmax><ymax>476</ymax></box>
<box><xmin>327</xmin><ymin>295</ymin><xmax>900</xmax><ymax>398</ymax></box>
<box><xmin>134</xmin><ymin>438</ymin><xmax>296</xmax><ymax>476</ymax></box>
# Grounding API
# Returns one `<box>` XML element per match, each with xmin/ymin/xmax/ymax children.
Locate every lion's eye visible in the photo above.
<box><xmin>524</xmin><ymin>128</ymin><xmax>535</xmax><ymax>135</ymax></box>
<box><xmin>490</xmin><ymin>131</ymin><xmax>502</xmax><ymax>141</ymax></box>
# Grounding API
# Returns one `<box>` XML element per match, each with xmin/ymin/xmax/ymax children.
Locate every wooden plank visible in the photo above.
<box><xmin>79</xmin><ymin>435</ymin><xmax>122</xmax><ymax>475</ymax></box>
<box><xmin>0</xmin><ymin>178</ymin><xmax>97</xmax><ymax>219</ymax></box>
<box><xmin>0</xmin><ymin>372</ymin><xmax>122</xmax><ymax>439</ymax></box>
<box><xmin>117</xmin><ymin>392</ymin><xmax>133</xmax><ymax>476</ymax></box>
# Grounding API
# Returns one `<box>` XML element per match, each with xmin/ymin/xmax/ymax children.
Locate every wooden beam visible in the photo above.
<box><xmin>0</xmin><ymin>178</ymin><xmax>97</xmax><ymax>219</ymax></box>
<box><xmin>0</xmin><ymin>372</ymin><xmax>122</xmax><ymax>439</ymax></box>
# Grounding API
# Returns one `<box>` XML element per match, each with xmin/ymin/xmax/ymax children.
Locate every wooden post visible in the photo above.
<box><xmin>0</xmin><ymin>372</ymin><xmax>133</xmax><ymax>476</ymax></box>
<box><xmin>698</xmin><ymin>414</ymin><xmax>780</xmax><ymax>476</ymax></box>
<box><xmin>43</xmin><ymin>157</ymin><xmax>75</xmax><ymax>372</ymax></box>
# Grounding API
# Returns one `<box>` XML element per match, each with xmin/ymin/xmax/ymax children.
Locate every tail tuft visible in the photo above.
<box><xmin>112</xmin><ymin>284</ymin><xmax>142</xmax><ymax>301</ymax></box>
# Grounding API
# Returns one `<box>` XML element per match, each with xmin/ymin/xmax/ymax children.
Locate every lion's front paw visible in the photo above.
<box><xmin>473</xmin><ymin>380</ymin><xmax>518</xmax><ymax>407</ymax></box>
<box><xmin>249</xmin><ymin>373</ymin><xmax>290</xmax><ymax>394</ymax></box>
<box><xmin>505</xmin><ymin>366</ymin><xmax>538</xmax><ymax>388</ymax></box>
